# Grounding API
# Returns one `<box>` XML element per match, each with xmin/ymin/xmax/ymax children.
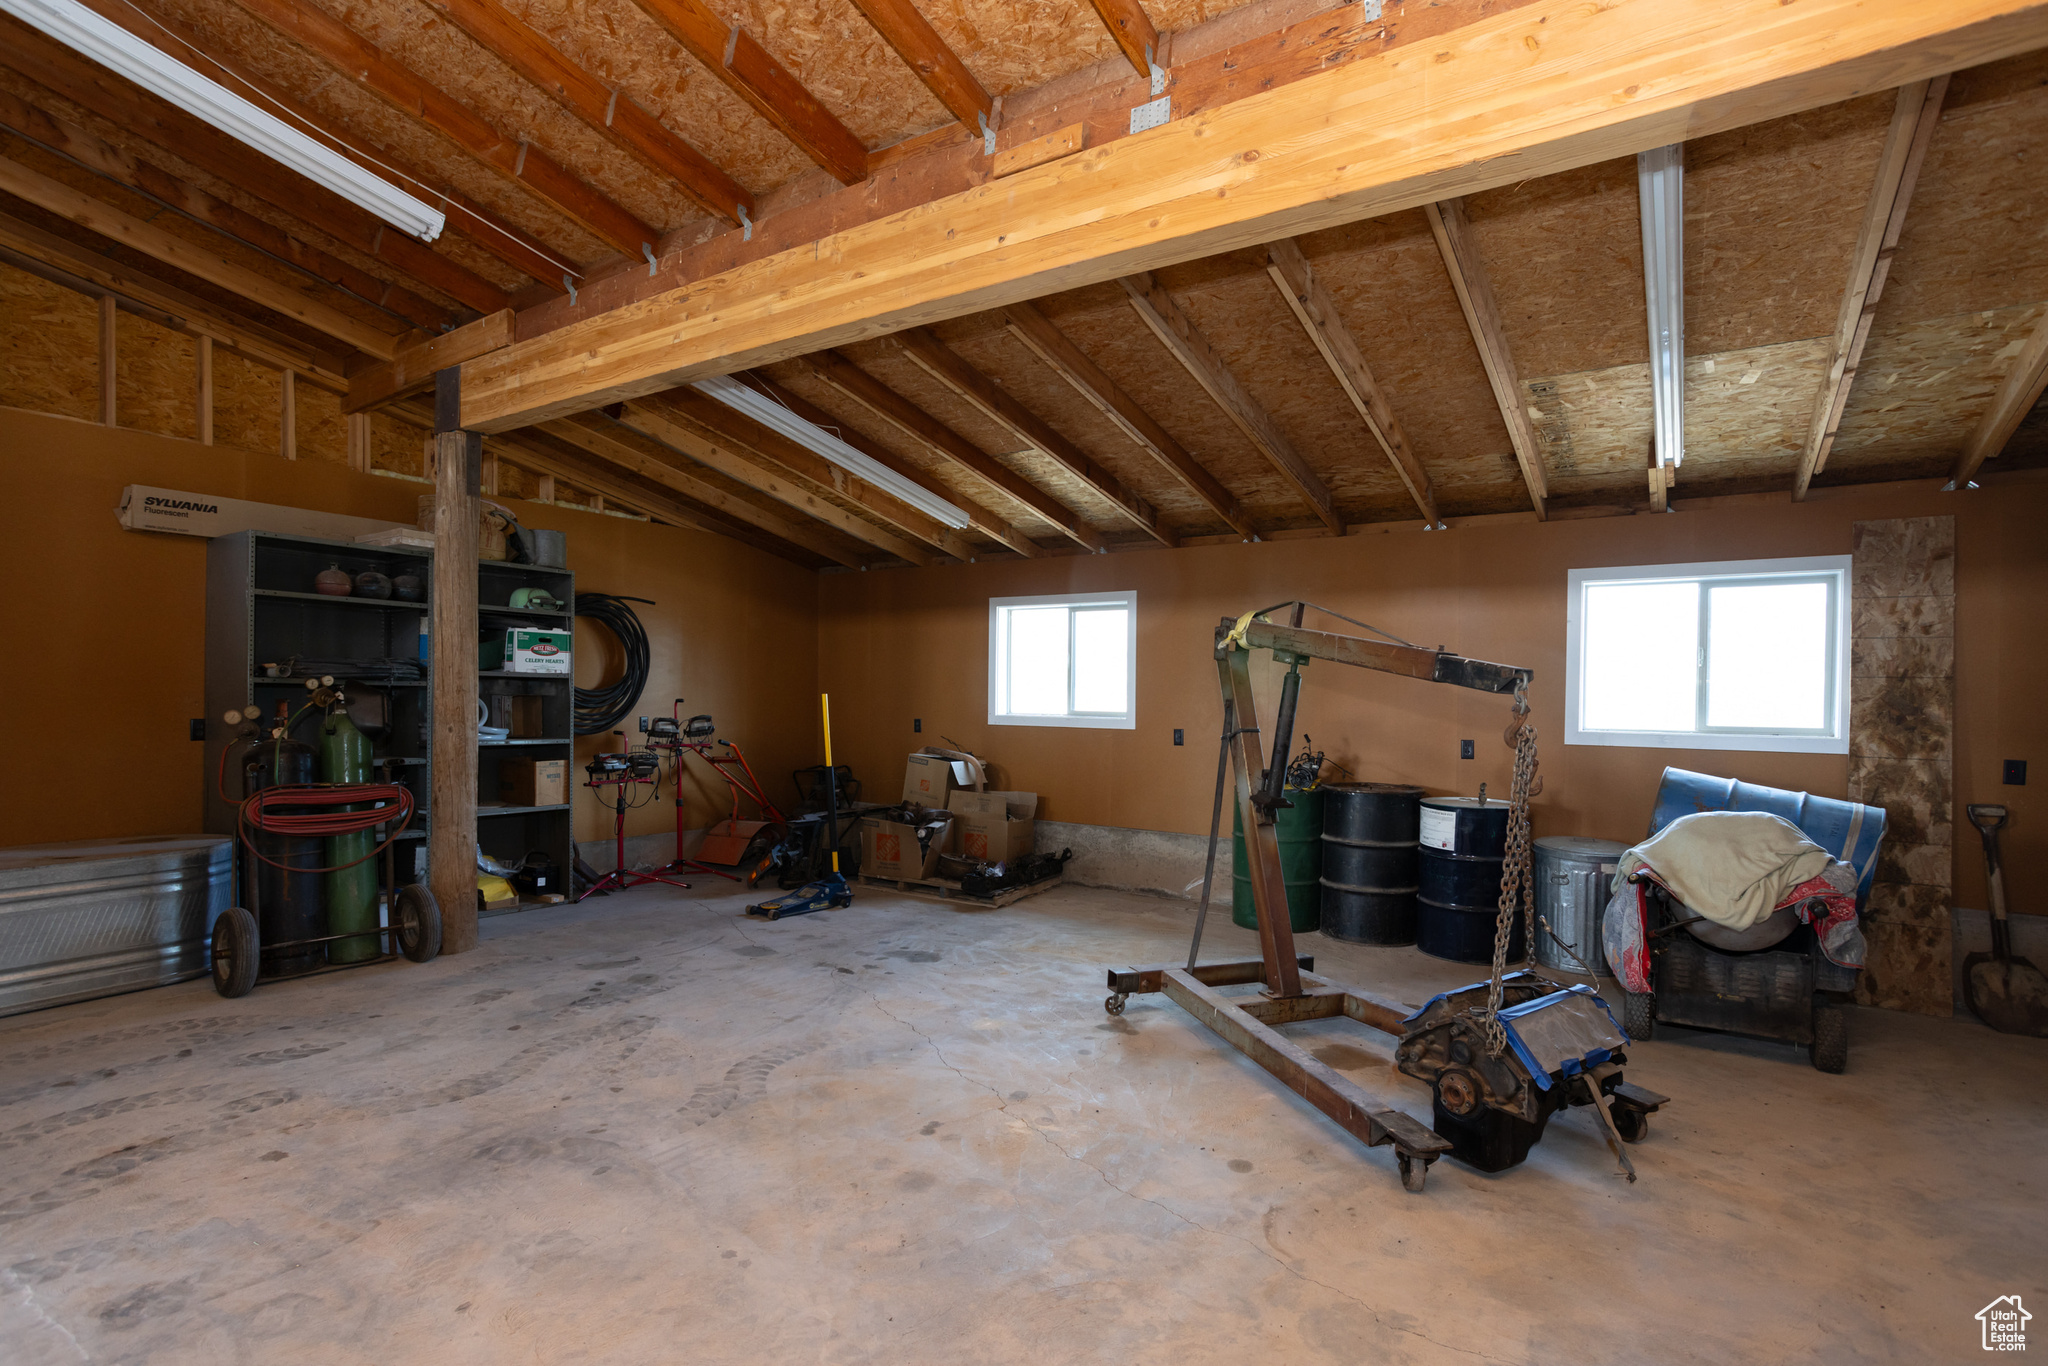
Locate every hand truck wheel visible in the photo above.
<box><xmin>210</xmin><ymin>906</ymin><xmax>260</xmax><ymax>999</ymax></box>
<box><xmin>395</xmin><ymin>883</ymin><xmax>442</xmax><ymax>963</ymax></box>
<box><xmin>1104</xmin><ymin>993</ymin><xmax>1127</xmax><ymax>1017</ymax></box>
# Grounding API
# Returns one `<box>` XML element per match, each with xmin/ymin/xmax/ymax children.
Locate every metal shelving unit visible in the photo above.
<box><xmin>206</xmin><ymin>530</ymin><xmax>575</xmax><ymax>916</ymax></box>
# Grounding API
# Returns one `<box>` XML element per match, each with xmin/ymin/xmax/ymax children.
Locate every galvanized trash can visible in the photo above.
<box><xmin>1532</xmin><ymin>836</ymin><xmax>1628</xmax><ymax>977</ymax></box>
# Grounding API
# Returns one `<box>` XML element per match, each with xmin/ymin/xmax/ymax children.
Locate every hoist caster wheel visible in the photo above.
<box><xmin>1611</xmin><ymin>1108</ymin><xmax>1650</xmax><ymax>1144</ymax></box>
<box><xmin>1398</xmin><ymin>1152</ymin><xmax>1429</xmax><ymax>1193</ymax></box>
<box><xmin>1104</xmin><ymin>993</ymin><xmax>1127</xmax><ymax>1017</ymax></box>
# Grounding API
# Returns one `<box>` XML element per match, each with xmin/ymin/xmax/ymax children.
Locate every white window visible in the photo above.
<box><xmin>1566</xmin><ymin>556</ymin><xmax>1850</xmax><ymax>754</ymax></box>
<box><xmin>988</xmin><ymin>592</ymin><xmax>1136</xmax><ymax>729</ymax></box>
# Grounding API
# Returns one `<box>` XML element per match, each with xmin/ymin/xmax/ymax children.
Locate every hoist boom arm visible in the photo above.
<box><xmin>1219</xmin><ymin>617</ymin><xmax>1533</xmax><ymax>695</ymax></box>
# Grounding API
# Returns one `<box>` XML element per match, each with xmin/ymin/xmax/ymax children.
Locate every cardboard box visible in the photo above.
<box><xmin>483</xmin><ymin>626</ymin><xmax>571</xmax><ymax>675</ymax></box>
<box><xmin>861</xmin><ymin>809</ymin><xmax>955</xmax><ymax>880</ymax></box>
<box><xmin>947</xmin><ymin>790</ymin><xmax>1037</xmax><ymax>865</ymax></box>
<box><xmin>499</xmin><ymin>758</ymin><xmax>567</xmax><ymax>807</ymax></box>
<box><xmin>900</xmin><ymin>748</ymin><xmax>989</xmax><ymax>804</ymax></box>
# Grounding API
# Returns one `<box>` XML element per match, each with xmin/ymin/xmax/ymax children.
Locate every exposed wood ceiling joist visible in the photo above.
<box><xmin>847</xmin><ymin>0</ymin><xmax>993</xmax><ymax>133</ymax></box>
<box><xmin>627</xmin><ymin>0</ymin><xmax>869</xmax><ymax>186</ymax></box>
<box><xmin>617</xmin><ymin>396</ymin><xmax>938</xmax><ymax>565</ymax></box>
<box><xmin>1000</xmin><ymin>299</ymin><xmax>1256</xmax><ymax>539</ymax></box>
<box><xmin>0</xmin><ymin>206</ymin><xmax>347</xmax><ymax>383</ymax></box>
<box><xmin>1424</xmin><ymin>198</ymin><xmax>1549</xmax><ymax>519</ymax></box>
<box><xmin>347</xmin><ymin>310</ymin><xmax>515</xmax><ymax>413</ymax></box>
<box><xmin>893</xmin><ymin>327</ymin><xmax>1175</xmax><ymax>547</ymax></box>
<box><xmin>417</xmin><ymin>0</ymin><xmax>752</xmax><ymax>224</ymax></box>
<box><xmin>1263</xmin><ymin>237</ymin><xmax>1440</xmax><ymax>528</ymax></box>
<box><xmin>455</xmin><ymin>0</ymin><xmax>2048</xmax><ymax>432</ymax></box>
<box><xmin>220</xmin><ymin>0</ymin><xmax>657</xmax><ymax>254</ymax></box>
<box><xmin>792</xmin><ymin>350</ymin><xmax>1046</xmax><ymax>557</ymax></box>
<box><xmin>1119</xmin><ymin>271</ymin><xmax>1341</xmax><ymax>533</ymax></box>
<box><xmin>1792</xmin><ymin>77</ymin><xmax>1948</xmax><ymax>500</ymax></box>
<box><xmin>1952</xmin><ymin>311</ymin><xmax>2048</xmax><ymax>487</ymax></box>
<box><xmin>0</xmin><ymin>85</ymin><xmax>454</xmax><ymax>333</ymax></box>
<box><xmin>1086</xmin><ymin>0</ymin><xmax>1160</xmax><ymax>80</ymax></box>
<box><xmin>0</xmin><ymin>14</ymin><xmax>519</xmax><ymax>312</ymax></box>
<box><xmin>0</xmin><ymin>152</ymin><xmax>404</xmax><ymax>357</ymax></box>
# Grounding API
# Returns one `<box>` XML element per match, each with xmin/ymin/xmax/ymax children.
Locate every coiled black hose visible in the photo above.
<box><xmin>573</xmin><ymin>594</ymin><xmax>654</xmax><ymax>736</ymax></box>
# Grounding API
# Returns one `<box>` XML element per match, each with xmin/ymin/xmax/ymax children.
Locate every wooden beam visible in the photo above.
<box><xmin>893</xmin><ymin>327</ymin><xmax>1174</xmax><ymax>545</ymax></box>
<box><xmin>346</xmin><ymin>310</ymin><xmax>515</xmax><ymax>413</ymax></box>
<box><xmin>197</xmin><ymin>334</ymin><xmax>213</xmax><ymax>444</ymax></box>
<box><xmin>792</xmin><ymin>352</ymin><xmax>1045</xmax><ymax>557</ymax></box>
<box><xmin>0</xmin><ymin>154</ymin><xmax>404</xmax><ymax>358</ymax></box>
<box><xmin>539</xmin><ymin>415</ymin><xmax>874</xmax><ymax>568</ymax></box>
<box><xmin>1793</xmin><ymin>78</ymin><xmax>1948</xmax><ymax>500</ymax></box>
<box><xmin>1086</xmin><ymin>0</ymin><xmax>1160</xmax><ymax>79</ymax></box>
<box><xmin>1119</xmin><ymin>272</ymin><xmax>1340</xmax><ymax>533</ymax></box>
<box><xmin>1002</xmin><ymin>300</ymin><xmax>1255</xmax><ymax>538</ymax></box>
<box><xmin>23</xmin><ymin>6</ymin><xmax>551</xmax><ymax>298</ymax></box>
<box><xmin>742</xmin><ymin>372</ymin><xmax>1003</xmax><ymax>561</ymax></box>
<box><xmin>0</xmin><ymin>87</ymin><xmax>458</xmax><ymax>332</ymax></box>
<box><xmin>807</xmin><ymin>347</ymin><xmax>1100</xmax><ymax>549</ymax></box>
<box><xmin>0</xmin><ymin>209</ymin><xmax>348</xmax><ymax>385</ymax></box>
<box><xmin>616</xmin><ymin>397</ymin><xmax>937</xmax><ymax>564</ymax></box>
<box><xmin>1264</xmin><ymin>237</ymin><xmax>1440</xmax><ymax>526</ymax></box>
<box><xmin>417</xmin><ymin>0</ymin><xmax>752</xmax><ymax>224</ymax></box>
<box><xmin>627</xmin><ymin>0</ymin><xmax>868</xmax><ymax>185</ymax></box>
<box><xmin>456</xmin><ymin>0</ymin><xmax>2048</xmax><ymax>433</ymax></box>
<box><xmin>428</xmin><ymin>420</ymin><xmax>482</xmax><ymax>954</ymax></box>
<box><xmin>847</xmin><ymin>0</ymin><xmax>992</xmax><ymax>132</ymax></box>
<box><xmin>97</xmin><ymin>292</ymin><xmax>115</xmax><ymax>425</ymax></box>
<box><xmin>1952</xmin><ymin>310</ymin><xmax>2048</xmax><ymax>488</ymax></box>
<box><xmin>280</xmin><ymin>369</ymin><xmax>297</xmax><ymax>459</ymax></box>
<box><xmin>346</xmin><ymin>411</ymin><xmax>371</xmax><ymax>471</ymax></box>
<box><xmin>219</xmin><ymin>0</ymin><xmax>658</xmax><ymax>254</ymax></box>
<box><xmin>1424</xmin><ymin>198</ymin><xmax>1548</xmax><ymax>518</ymax></box>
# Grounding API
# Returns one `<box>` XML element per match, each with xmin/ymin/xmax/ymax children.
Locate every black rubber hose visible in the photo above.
<box><xmin>573</xmin><ymin>594</ymin><xmax>654</xmax><ymax>736</ymax></box>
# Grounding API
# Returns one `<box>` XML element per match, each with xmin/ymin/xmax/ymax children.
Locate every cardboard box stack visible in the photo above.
<box><xmin>947</xmin><ymin>790</ymin><xmax>1037</xmax><ymax>864</ymax></box>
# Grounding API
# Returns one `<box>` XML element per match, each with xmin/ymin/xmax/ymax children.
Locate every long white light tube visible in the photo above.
<box><xmin>1</xmin><ymin>0</ymin><xmax>447</xmax><ymax>242</ymax></box>
<box><xmin>1638</xmin><ymin>143</ymin><xmax>1685</xmax><ymax>468</ymax></box>
<box><xmin>693</xmin><ymin>376</ymin><xmax>972</xmax><ymax>530</ymax></box>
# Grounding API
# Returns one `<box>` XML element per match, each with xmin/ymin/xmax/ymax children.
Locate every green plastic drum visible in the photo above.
<box><xmin>1231</xmin><ymin>786</ymin><xmax>1324</xmax><ymax>933</ymax></box>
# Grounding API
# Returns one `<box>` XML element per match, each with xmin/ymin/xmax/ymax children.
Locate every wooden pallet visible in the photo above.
<box><xmin>854</xmin><ymin>872</ymin><xmax>1063</xmax><ymax>910</ymax></box>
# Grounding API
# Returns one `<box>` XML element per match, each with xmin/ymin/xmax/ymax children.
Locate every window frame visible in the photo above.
<box><xmin>1564</xmin><ymin>555</ymin><xmax>1851</xmax><ymax>754</ymax></box>
<box><xmin>987</xmin><ymin>591</ymin><xmax>1137</xmax><ymax>730</ymax></box>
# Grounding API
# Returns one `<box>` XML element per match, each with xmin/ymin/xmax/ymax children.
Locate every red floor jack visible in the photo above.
<box><xmin>578</xmin><ymin>739</ymin><xmax>695</xmax><ymax>900</ymax></box>
<box><xmin>650</xmin><ymin>700</ymin><xmax>786</xmax><ymax>884</ymax></box>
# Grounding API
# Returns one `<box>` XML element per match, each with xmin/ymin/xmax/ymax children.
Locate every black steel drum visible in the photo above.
<box><xmin>1416</xmin><ymin>797</ymin><xmax>1524</xmax><ymax>963</ymax></box>
<box><xmin>1319</xmin><ymin>783</ymin><xmax>1422</xmax><ymax>945</ymax></box>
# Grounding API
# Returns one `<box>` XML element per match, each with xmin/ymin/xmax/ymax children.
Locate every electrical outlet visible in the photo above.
<box><xmin>2006</xmin><ymin>759</ymin><xmax>2028</xmax><ymax>786</ymax></box>
<box><xmin>189</xmin><ymin>718</ymin><xmax>206</xmax><ymax>742</ymax></box>
<box><xmin>914</xmin><ymin>718</ymin><xmax>922</xmax><ymax>733</ymax></box>
<box><xmin>1174</xmin><ymin>729</ymin><xmax>1184</xmax><ymax>746</ymax></box>
<box><xmin>1460</xmin><ymin>739</ymin><xmax>1475</xmax><ymax>760</ymax></box>
<box><xmin>638</xmin><ymin>716</ymin><xmax>649</xmax><ymax>732</ymax></box>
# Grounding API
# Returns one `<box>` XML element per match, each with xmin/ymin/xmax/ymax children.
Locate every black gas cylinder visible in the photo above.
<box><xmin>241</xmin><ymin>735</ymin><xmax>327</xmax><ymax>974</ymax></box>
<box><xmin>1319</xmin><ymin>782</ymin><xmax>1422</xmax><ymax>945</ymax></box>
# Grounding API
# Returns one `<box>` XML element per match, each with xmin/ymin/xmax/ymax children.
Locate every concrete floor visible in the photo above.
<box><xmin>1</xmin><ymin>880</ymin><xmax>2041</xmax><ymax>1365</ymax></box>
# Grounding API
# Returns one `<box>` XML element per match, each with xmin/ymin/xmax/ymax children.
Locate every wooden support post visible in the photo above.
<box><xmin>196</xmin><ymin>333</ymin><xmax>214</xmax><ymax>445</ymax></box>
<box><xmin>279</xmin><ymin>368</ymin><xmax>297</xmax><ymax>459</ymax></box>
<box><xmin>481</xmin><ymin>452</ymin><xmax>499</xmax><ymax>496</ymax></box>
<box><xmin>536</xmin><ymin>472</ymin><xmax>555</xmax><ymax>503</ymax></box>
<box><xmin>430</xmin><ymin>368</ymin><xmax>481</xmax><ymax>955</ymax></box>
<box><xmin>97</xmin><ymin>293</ymin><xmax>116</xmax><ymax>425</ymax></box>
<box><xmin>345</xmin><ymin>411</ymin><xmax>372</xmax><ymax>471</ymax></box>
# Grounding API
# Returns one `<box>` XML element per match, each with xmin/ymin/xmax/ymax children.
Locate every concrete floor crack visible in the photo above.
<box><xmin>865</xmin><ymin>994</ymin><xmax>1508</xmax><ymax>1362</ymax></box>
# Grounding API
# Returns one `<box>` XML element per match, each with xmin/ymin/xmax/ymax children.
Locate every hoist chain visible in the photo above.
<box><xmin>1481</xmin><ymin>680</ymin><xmax>1540</xmax><ymax>1056</ymax></box>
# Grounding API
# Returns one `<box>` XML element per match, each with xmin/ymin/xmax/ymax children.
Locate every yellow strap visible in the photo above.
<box><xmin>1222</xmin><ymin>609</ymin><xmax>1263</xmax><ymax>653</ymax></box>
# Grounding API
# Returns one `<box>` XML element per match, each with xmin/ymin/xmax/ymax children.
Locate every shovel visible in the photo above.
<box><xmin>1964</xmin><ymin>804</ymin><xmax>2048</xmax><ymax>1037</ymax></box>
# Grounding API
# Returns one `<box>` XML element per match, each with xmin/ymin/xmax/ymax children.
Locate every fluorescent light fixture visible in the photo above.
<box><xmin>1638</xmin><ymin>143</ymin><xmax>1684</xmax><ymax>468</ymax></box>
<box><xmin>694</xmin><ymin>375</ymin><xmax>972</xmax><ymax>530</ymax></box>
<box><xmin>1</xmin><ymin>0</ymin><xmax>446</xmax><ymax>242</ymax></box>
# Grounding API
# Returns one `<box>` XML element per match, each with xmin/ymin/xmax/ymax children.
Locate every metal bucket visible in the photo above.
<box><xmin>1319</xmin><ymin>783</ymin><xmax>1422</xmax><ymax>945</ymax></box>
<box><xmin>1231</xmin><ymin>787</ymin><xmax>1323</xmax><ymax>933</ymax></box>
<box><xmin>1417</xmin><ymin>797</ymin><xmax>1520</xmax><ymax>963</ymax></box>
<box><xmin>1533</xmin><ymin>836</ymin><xmax>1628</xmax><ymax>976</ymax></box>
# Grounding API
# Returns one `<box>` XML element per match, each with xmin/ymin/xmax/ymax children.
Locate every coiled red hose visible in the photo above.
<box><xmin>237</xmin><ymin>782</ymin><xmax>416</xmax><ymax>873</ymax></box>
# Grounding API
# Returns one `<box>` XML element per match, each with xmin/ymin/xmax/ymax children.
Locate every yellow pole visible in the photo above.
<box><xmin>820</xmin><ymin>693</ymin><xmax>837</xmax><ymax>872</ymax></box>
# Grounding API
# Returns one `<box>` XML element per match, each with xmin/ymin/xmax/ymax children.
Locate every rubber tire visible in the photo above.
<box><xmin>1400</xmin><ymin>1153</ymin><xmax>1428</xmax><ymax>1193</ymax></box>
<box><xmin>1104</xmin><ymin>994</ymin><xmax>1127</xmax><ymax>1017</ymax></box>
<box><xmin>1610</xmin><ymin>1106</ymin><xmax>1650</xmax><ymax>1143</ymax></box>
<box><xmin>210</xmin><ymin>906</ymin><xmax>260</xmax><ymax>999</ymax></box>
<box><xmin>1810</xmin><ymin>1000</ymin><xmax>1848</xmax><ymax>1074</ymax></box>
<box><xmin>396</xmin><ymin>884</ymin><xmax>443</xmax><ymax>963</ymax></box>
<box><xmin>1622</xmin><ymin>990</ymin><xmax>1656</xmax><ymax>1042</ymax></box>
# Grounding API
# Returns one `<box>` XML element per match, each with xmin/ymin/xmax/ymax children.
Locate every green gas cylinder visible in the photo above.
<box><xmin>320</xmin><ymin>709</ymin><xmax>379</xmax><ymax>963</ymax></box>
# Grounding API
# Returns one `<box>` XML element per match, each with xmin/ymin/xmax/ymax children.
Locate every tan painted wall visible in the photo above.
<box><xmin>0</xmin><ymin>405</ymin><xmax>819</xmax><ymax>852</ymax></box>
<box><xmin>818</xmin><ymin>475</ymin><xmax>2047</xmax><ymax>913</ymax></box>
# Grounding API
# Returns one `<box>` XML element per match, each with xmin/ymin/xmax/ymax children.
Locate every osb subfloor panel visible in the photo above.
<box><xmin>2</xmin><ymin>883</ymin><xmax>2040</xmax><ymax>1364</ymax></box>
